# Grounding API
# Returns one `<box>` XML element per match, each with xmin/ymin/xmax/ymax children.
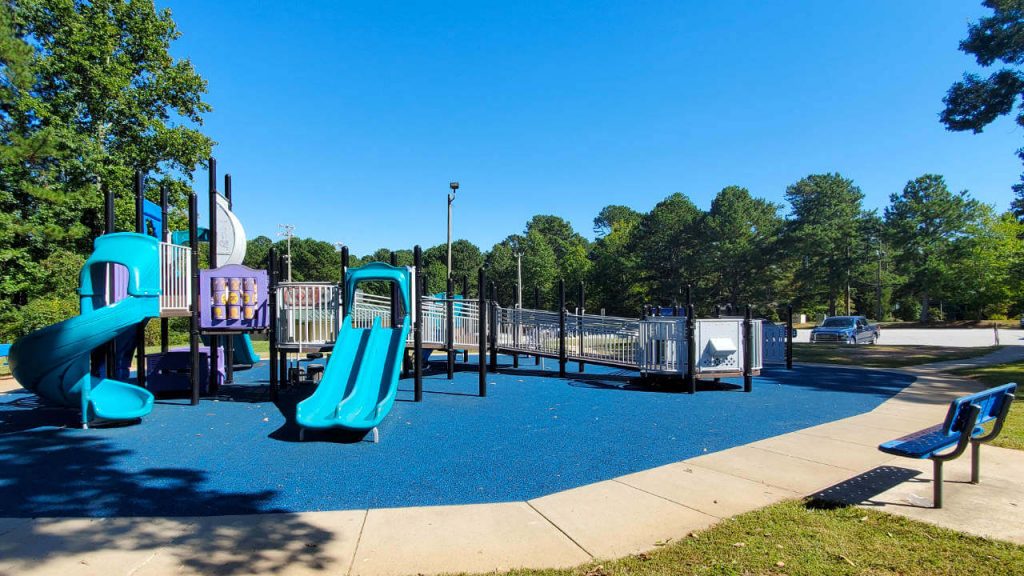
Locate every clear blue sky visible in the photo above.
<box><xmin>164</xmin><ymin>1</ymin><xmax>1019</xmax><ymax>255</ymax></box>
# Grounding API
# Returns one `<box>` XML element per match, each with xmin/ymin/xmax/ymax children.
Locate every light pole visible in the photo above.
<box><xmin>509</xmin><ymin>235</ymin><xmax>524</xmax><ymax>308</ymax></box>
<box><xmin>447</xmin><ymin>182</ymin><xmax>459</xmax><ymax>281</ymax></box>
<box><xmin>278</xmin><ymin>223</ymin><xmax>295</xmax><ymax>282</ymax></box>
<box><xmin>876</xmin><ymin>238</ymin><xmax>885</xmax><ymax>322</ymax></box>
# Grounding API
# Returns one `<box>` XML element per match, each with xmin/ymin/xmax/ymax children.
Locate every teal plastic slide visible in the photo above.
<box><xmin>296</xmin><ymin>263</ymin><xmax>410</xmax><ymax>437</ymax></box>
<box><xmin>8</xmin><ymin>233</ymin><xmax>158</xmax><ymax>427</ymax></box>
<box><xmin>232</xmin><ymin>333</ymin><xmax>260</xmax><ymax>366</ymax></box>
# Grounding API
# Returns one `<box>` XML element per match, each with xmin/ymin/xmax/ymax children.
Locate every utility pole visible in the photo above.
<box><xmin>278</xmin><ymin>223</ymin><xmax>295</xmax><ymax>281</ymax></box>
<box><xmin>876</xmin><ymin>238</ymin><xmax>884</xmax><ymax>322</ymax></box>
<box><xmin>447</xmin><ymin>182</ymin><xmax>459</xmax><ymax>281</ymax></box>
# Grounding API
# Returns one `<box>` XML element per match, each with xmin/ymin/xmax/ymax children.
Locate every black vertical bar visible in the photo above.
<box><xmin>462</xmin><ymin>275</ymin><xmax>469</xmax><ymax>298</ymax></box>
<box><xmin>558</xmin><ymin>280</ymin><xmax>566</xmax><ymax>377</ymax></box>
<box><xmin>446</xmin><ymin>277</ymin><xmax>455</xmax><ymax>379</ymax></box>
<box><xmin>223</xmin><ymin>174</ymin><xmax>234</xmax><ymax>386</ymax></box>
<box><xmin>340</xmin><ymin>246</ymin><xmax>349</xmax><ymax>318</ymax></box>
<box><xmin>786</xmin><ymin>304</ymin><xmax>794</xmax><ymax>370</ymax></box>
<box><xmin>413</xmin><ymin>246</ymin><xmax>423</xmax><ymax>402</ymax></box>
<box><xmin>160</xmin><ymin>184</ymin><xmax>169</xmax><ymax>354</ymax></box>
<box><xmin>390</xmin><ymin>251</ymin><xmax>400</xmax><ymax>327</ymax></box>
<box><xmin>743</xmin><ymin>304</ymin><xmax>753</xmax><ymax>393</ymax></box>
<box><xmin>512</xmin><ymin>282</ymin><xmax>519</xmax><ymax>368</ymax></box>
<box><xmin>104</xmin><ymin>183</ymin><xmax>116</xmax><ymax>374</ymax></box>
<box><xmin>133</xmin><ymin>171</ymin><xmax>147</xmax><ymax>388</ymax></box>
<box><xmin>577</xmin><ymin>281</ymin><xmax>585</xmax><ymax>373</ymax></box>
<box><xmin>268</xmin><ymin>248</ymin><xmax>279</xmax><ymax>401</ymax></box>
<box><xmin>534</xmin><ymin>285</ymin><xmax>540</xmax><ymax>365</ymax></box>
<box><xmin>478</xmin><ymin>267</ymin><xmax>487</xmax><ymax>396</ymax></box>
<box><xmin>489</xmin><ymin>282</ymin><xmax>498</xmax><ymax>371</ymax></box>
<box><xmin>188</xmin><ymin>192</ymin><xmax>201</xmax><ymax>405</ymax></box>
<box><xmin>207</xmin><ymin>158</ymin><xmax>219</xmax><ymax>394</ymax></box>
<box><xmin>686</xmin><ymin>304</ymin><xmax>696</xmax><ymax>394</ymax></box>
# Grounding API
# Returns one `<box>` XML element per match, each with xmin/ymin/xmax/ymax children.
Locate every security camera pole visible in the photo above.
<box><xmin>447</xmin><ymin>181</ymin><xmax>459</xmax><ymax>281</ymax></box>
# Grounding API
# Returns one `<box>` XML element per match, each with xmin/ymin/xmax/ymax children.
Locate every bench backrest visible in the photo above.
<box><xmin>0</xmin><ymin>343</ymin><xmax>9</xmax><ymax>365</ymax></box>
<box><xmin>942</xmin><ymin>383</ymin><xmax>1017</xmax><ymax>436</ymax></box>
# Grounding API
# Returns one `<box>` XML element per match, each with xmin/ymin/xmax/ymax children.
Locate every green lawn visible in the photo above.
<box><xmin>490</xmin><ymin>499</ymin><xmax>1024</xmax><ymax>576</ymax></box>
<box><xmin>793</xmin><ymin>344</ymin><xmax>999</xmax><ymax>368</ymax></box>
<box><xmin>950</xmin><ymin>360</ymin><xmax>1024</xmax><ymax>451</ymax></box>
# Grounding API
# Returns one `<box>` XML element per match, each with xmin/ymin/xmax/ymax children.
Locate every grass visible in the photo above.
<box><xmin>144</xmin><ymin>338</ymin><xmax>270</xmax><ymax>357</ymax></box>
<box><xmin>490</xmin><ymin>499</ymin><xmax>1024</xmax><ymax>576</ymax></box>
<box><xmin>949</xmin><ymin>360</ymin><xmax>1024</xmax><ymax>451</ymax></box>
<box><xmin>793</xmin><ymin>344</ymin><xmax>999</xmax><ymax>368</ymax></box>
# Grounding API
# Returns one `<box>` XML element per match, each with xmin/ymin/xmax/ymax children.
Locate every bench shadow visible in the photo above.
<box><xmin>807</xmin><ymin>465</ymin><xmax>924</xmax><ymax>510</ymax></box>
<box><xmin>0</xmin><ymin>430</ymin><xmax>335</xmax><ymax>575</ymax></box>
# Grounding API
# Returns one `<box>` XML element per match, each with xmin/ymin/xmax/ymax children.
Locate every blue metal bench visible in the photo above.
<box><xmin>879</xmin><ymin>382</ymin><xmax>1016</xmax><ymax>508</ymax></box>
<box><xmin>0</xmin><ymin>343</ymin><xmax>9</xmax><ymax>369</ymax></box>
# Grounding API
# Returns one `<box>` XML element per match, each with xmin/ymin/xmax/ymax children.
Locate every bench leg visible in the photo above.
<box><xmin>933</xmin><ymin>459</ymin><xmax>943</xmax><ymax>509</ymax></box>
<box><xmin>971</xmin><ymin>441</ymin><xmax>980</xmax><ymax>485</ymax></box>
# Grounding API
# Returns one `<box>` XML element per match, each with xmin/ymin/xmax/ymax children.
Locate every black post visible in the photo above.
<box><xmin>223</xmin><ymin>174</ymin><xmax>234</xmax><ymax>386</ymax></box>
<box><xmin>446</xmin><ymin>277</ymin><xmax>455</xmax><ymax>379</ymax></box>
<box><xmin>104</xmin><ymin>184</ymin><xmax>115</xmax><ymax>234</ymax></box>
<box><xmin>133</xmin><ymin>171</ymin><xmax>148</xmax><ymax>388</ymax></box>
<box><xmin>686</xmin><ymin>303</ymin><xmax>696</xmax><ymax>394</ymax></box>
<box><xmin>103</xmin><ymin>183</ymin><xmax>116</xmax><ymax>375</ymax></box>
<box><xmin>558</xmin><ymin>280</ymin><xmax>566</xmax><ymax>378</ymax></box>
<box><xmin>577</xmin><ymin>281</ymin><xmax>585</xmax><ymax>373</ymax></box>
<box><xmin>268</xmin><ymin>248</ymin><xmax>279</xmax><ymax>401</ymax></box>
<box><xmin>462</xmin><ymin>275</ymin><xmax>469</xmax><ymax>299</ymax></box>
<box><xmin>390</xmin><ymin>251</ymin><xmax>400</xmax><ymax>328</ymax></box>
<box><xmin>512</xmin><ymin>282</ymin><xmax>519</xmax><ymax>368</ymax></box>
<box><xmin>489</xmin><ymin>282</ymin><xmax>498</xmax><ymax>371</ymax></box>
<box><xmin>743</xmin><ymin>304</ymin><xmax>753</xmax><ymax>392</ymax></box>
<box><xmin>534</xmin><ymin>285</ymin><xmax>541</xmax><ymax>365</ymax></box>
<box><xmin>478</xmin><ymin>267</ymin><xmax>487</xmax><ymax>396</ymax></box>
<box><xmin>413</xmin><ymin>246</ymin><xmax>423</xmax><ymax>402</ymax></box>
<box><xmin>786</xmin><ymin>304</ymin><xmax>794</xmax><ymax>370</ymax></box>
<box><xmin>340</xmin><ymin>246</ymin><xmax>349</xmax><ymax>318</ymax></box>
<box><xmin>188</xmin><ymin>192</ymin><xmax>201</xmax><ymax>405</ymax></box>
<box><xmin>160</xmin><ymin>184</ymin><xmax>169</xmax><ymax>354</ymax></box>
<box><xmin>207</xmin><ymin>158</ymin><xmax>219</xmax><ymax>394</ymax></box>
<box><xmin>686</xmin><ymin>284</ymin><xmax>692</xmax><ymax>310</ymax></box>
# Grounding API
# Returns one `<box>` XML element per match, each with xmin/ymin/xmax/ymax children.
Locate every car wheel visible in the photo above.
<box><xmin>847</xmin><ymin>336</ymin><xmax>857</xmax><ymax>345</ymax></box>
<box><xmin>871</xmin><ymin>334</ymin><xmax>878</xmax><ymax>345</ymax></box>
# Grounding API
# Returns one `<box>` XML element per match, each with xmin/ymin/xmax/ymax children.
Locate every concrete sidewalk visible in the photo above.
<box><xmin>0</xmin><ymin>361</ymin><xmax>1021</xmax><ymax>575</ymax></box>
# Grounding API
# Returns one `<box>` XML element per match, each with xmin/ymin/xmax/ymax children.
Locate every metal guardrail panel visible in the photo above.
<box><xmin>276</xmin><ymin>282</ymin><xmax>341</xmax><ymax>347</ymax></box>
<box><xmin>158</xmin><ymin>242</ymin><xmax>191</xmax><ymax>317</ymax></box>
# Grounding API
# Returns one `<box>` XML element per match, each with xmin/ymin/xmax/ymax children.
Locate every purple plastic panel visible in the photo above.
<box><xmin>199</xmin><ymin>264</ymin><xmax>270</xmax><ymax>330</ymax></box>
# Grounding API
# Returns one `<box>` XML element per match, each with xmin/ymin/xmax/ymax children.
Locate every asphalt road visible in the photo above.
<box><xmin>794</xmin><ymin>327</ymin><xmax>1023</xmax><ymax>347</ymax></box>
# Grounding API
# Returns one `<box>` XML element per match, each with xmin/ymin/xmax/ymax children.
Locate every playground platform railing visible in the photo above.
<box><xmin>159</xmin><ymin>242</ymin><xmax>191</xmax><ymax>317</ymax></box>
<box><xmin>639</xmin><ymin>317</ymin><xmax>686</xmax><ymax>374</ymax></box>
<box><xmin>495</xmin><ymin>307</ymin><xmax>563</xmax><ymax>358</ymax></box>
<box><xmin>419</xmin><ymin>297</ymin><xmax>480</xmax><ymax>348</ymax></box>
<box><xmin>567</xmin><ymin>312</ymin><xmax>642</xmax><ymax>368</ymax></box>
<box><xmin>352</xmin><ymin>291</ymin><xmax>393</xmax><ymax>329</ymax></box>
<box><xmin>276</xmin><ymin>282</ymin><xmax>341</xmax><ymax>349</ymax></box>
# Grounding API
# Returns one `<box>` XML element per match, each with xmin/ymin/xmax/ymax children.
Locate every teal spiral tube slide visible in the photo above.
<box><xmin>8</xmin><ymin>233</ymin><xmax>159</xmax><ymax>426</ymax></box>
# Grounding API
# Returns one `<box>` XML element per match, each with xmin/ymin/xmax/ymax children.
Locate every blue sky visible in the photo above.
<box><xmin>165</xmin><ymin>1</ymin><xmax>1020</xmax><ymax>255</ymax></box>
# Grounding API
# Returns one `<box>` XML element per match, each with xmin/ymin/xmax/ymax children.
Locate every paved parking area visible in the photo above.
<box><xmin>795</xmin><ymin>327</ymin><xmax>1022</xmax><ymax>347</ymax></box>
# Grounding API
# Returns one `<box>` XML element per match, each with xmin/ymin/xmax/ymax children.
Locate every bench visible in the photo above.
<box><xmin>0</xmin><ymin>343</ymin><xmax>10</xmax><ymax>370</ymax></box>
<box><xmin>879</xmin><ymin>382</ymin><xmax>1016</xmax><ymax>508</ymax></box>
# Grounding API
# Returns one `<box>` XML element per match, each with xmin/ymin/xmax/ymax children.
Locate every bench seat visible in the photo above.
<box><xmin>879</xmin><ymin>424</ymin><xmax>984</xmax><ymax>459</ymax></box>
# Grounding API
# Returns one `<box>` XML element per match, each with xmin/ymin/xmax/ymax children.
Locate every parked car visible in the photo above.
<box><xmin>809</xmin><ymin>316</ymin><xmax>879</xmax><ymax>344</ymax></box>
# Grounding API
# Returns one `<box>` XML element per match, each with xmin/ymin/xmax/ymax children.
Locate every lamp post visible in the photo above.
<box><xmin>447</xmin><ymin>182</ymin><xmax>459</xmax><ymax>281</ymax></box>
<box><xmin>876</xmin><ymin>237</ymin><xmax>885</xmax><ymax>322</ymax></box>
<box><xmin>509</xmin><ymin>235</ymin><xmax>524</xmax><ymax>308</ymax></box>
<box><xmin>278</xmin><ymin>223</ymin><xmax>295</xmax><ymax>281</ymax></box>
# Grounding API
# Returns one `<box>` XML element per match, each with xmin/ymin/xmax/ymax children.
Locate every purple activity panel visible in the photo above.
<box><xmin>199</xmin><ymin>264</ymin><xmax>270</xmax><ymax>330</ymax></box>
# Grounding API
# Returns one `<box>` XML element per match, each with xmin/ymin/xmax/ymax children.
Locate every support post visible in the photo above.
<box><xmin>558</xmin><ymin>279</ymin><xmax>566</xmax><ymax>378</ymax></box>
<box><xmin>413</xmin><ymin>246</ymin><xmax>423</xmax><ymax>402</ymax></box>
<box><xmin>268</xmin><ymin>247</ymin><xmax>279</xmax><ymax>401</ymax></box>
<box><xmin>188</xmin><ymin>192</ymin><xmax>201</xmax><ymax>405</ymax></box>
<box><xmin>933</xmin><ymin>459</ymin><xmax>944</xmax><ymax>509</ymax></box>
<box><xmin>390</xmin><ymin>252</ymin><xmax>400</xmax><ymax>328</ymax></box>
<box><xmin>512</xmin><ymin>282</ymin><xmax>519</xmax><ymax>368</ymax></box>
<box><xmin>340</xmin><ymin>246</ymin><xmax>349</xmax><ymax>318</ymax></box>
<box><xmin>223</xmin><ymin>174</ymin><xmax>234</xmax><ymax>386</ymax></box>
<box><xmin>133</xmin><ymin>171</ymin><xmax>148</xmax><ymax>388</ymax></box>
<box><xmin>207</xmin><ymin>157</ymin><xmax>219</xmax><ymax>394</ymax></box>
<box><xmin>577</xmin><ymin>281</ymin><xmax>585</xmax><ymax>373</ymax></box>
<box><xmin>743</xmin><ymin>304</ymin><xmax>753</xmax><ymax>393</ymax></box>
<box><xmin>534</xmin><ymin>285</ymin><xmax>541</xmax><ymax>365</ymax></box>
<box><xmin>446</xmin><ymin>277</ymin><xmax>455</xmax><ymax>379</ymax></box>
<box><xmin>462</xmin><ymin>273</ymin><xmax>470</xmax><ymax>362</ymax></box>
<box><xmin>160</xmin><ymin>184</ymin><xmax>169</xmax><ymax>354</ymax></box>
<box><xmin>686</xmin><ymin>304</ymin><xmax>696</xmax><ymax>394</ymax></box>
<box><xmin>478</xmin><ymin>267</ymin><xmax>487</xmax><ymax>397</ymax></box>
<box><xmin>786</xmin><ymin>304</ymin><xmax>794</xmax><ymax>370</ymax></box>
<box><xmin>103</xmin><ymin>183</ymin><xmax>116</xmax><ymax>377</ymax></box>
<box><xmin>277</xmin><ymin>253</ymin><xmax>288</xmax><ymax>386</ymax></box>
<box><xmin>489</xmin><ymin>282</ymin><xmax>498</xmax><ymax>371</ymax></box>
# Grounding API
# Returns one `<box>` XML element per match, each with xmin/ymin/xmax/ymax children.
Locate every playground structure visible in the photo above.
<box><xmin>7</xmin><ymin>158</ymin><xmax>270</xmax><ymax>427</ymax></box>
<box><xmin>265</xmin><ymin>245</ymin><xmax>794</xmax><ymax>404</ymax></box>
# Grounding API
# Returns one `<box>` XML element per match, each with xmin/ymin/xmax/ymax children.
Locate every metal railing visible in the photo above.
<box><xmin>567</xmin><ymin>312</ymin><xmax>641</xmax><ymax>367</ymax></box>
<box><xmin>639</xmin><ymin>318</ymin><xmax>686</xmax><ymax>374</ymax></box>
<box><xmin>352</xmin><ymin>290</ymin><xmax>392</xmax><ymax>328</ymax></box>
<box><xmin>420</xmin><ymin>297</ymin><xmax>480</xmax><ymax>347</ymax></box>
<box><xmin>159</xmin><ymin>242</ymin><xmax>191</xmax><ymax>317</ymax></box>
<box><xmin>276</xmin><ymin>282</ymin><xmax>340</xmax><ymax>348</ymax></box>
<box><xmin>495</xmin><ymin>307</ymin><xmax>562</xmax><ymax>357</ymax></box>
<box><xmin>761</xmin><ymin>322</ymin><xmax>786</xmax><ymax>365</ymax></box>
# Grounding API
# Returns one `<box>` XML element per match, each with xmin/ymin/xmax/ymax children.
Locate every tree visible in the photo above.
<box><xmin>784</xmin><ymin>174</ymin><xmax>867</xmax><ymax>315</ymax></box>
<box><xmin>1</xmin><ymin>0</ymin><xmax>213</xmax><ymax>337</ymax></box>
<box><xmin>885</xmin><ymin>175</ymin><xmax>985</xmax><ymax>322</ymax></box>
<box><xmin>593</xmin><ymin>205</ymin><xmax>641</xmax><ymax>237</ymax></box>
<box><xmin>630</xmin><ymin>193</ymin><xmax>703</xmax><ymax>305</ymax></box>
<box><xmin>941</xmin><ymin>0</ymin><xmax>1024</xmax><ymax>219</ymax></box>
<box><xmin>700</xmin><ymin>186</ymin><xmax>783</xmax><ymax>310</ymax></box>
<box><xmin>243</xmin><ymin>235</ymin><xmax>274</xmax><ymax>269</ymax></box>
<box><xmin>588</xmin><ymin>212</ymin><xmax>643</xmax><ymax>316</ymax></box>
<box><xmin>525</xmin><ymin>214</ymin><xmax>591</xmax><ymax>286</ymax></box>
<box><xmin>951</xmin><ymin>209</ymin><xmax>1024</xmax><ymax>319</ymax></box>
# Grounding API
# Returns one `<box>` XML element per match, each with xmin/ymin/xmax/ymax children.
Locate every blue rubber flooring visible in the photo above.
<box><xmin>0</xmin><ymin>357</ymin><xmax>914</xmax><ymax>517</ymax></box>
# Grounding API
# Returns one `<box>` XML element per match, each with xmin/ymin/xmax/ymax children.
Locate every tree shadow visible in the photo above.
<box><xmin>0</xmin><ymin>429</ymin><xmax>336</xmax><ymax>575</ymax></box>
<box><xmin>763</xmin><ymin>366</ymin><xmax>916</xmax><ymax>400</ymax></box>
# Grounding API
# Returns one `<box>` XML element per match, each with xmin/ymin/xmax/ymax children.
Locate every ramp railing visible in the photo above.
<box><xmin>639</xmin><ymin>318</ymin><xmax>687</xmax><ymax>374</ymax></box>
<box><xmin>276</xmin><ymin>282</ymin><xmax>340</xmax><ymax>348</ymax></box>
<box><xmin>566</xmin><ymin>312</ymin><xmax>641</xmax><ymax>368</ymax></box>
<box><xmin>352</xmin><ymin>290</ymin><xmax>392</xmax><ymax>328</ymax></box>
<box><xmin>495</xmin><ymin>307</ymin><xmax>562</xmax><ymax>357</ymax></box>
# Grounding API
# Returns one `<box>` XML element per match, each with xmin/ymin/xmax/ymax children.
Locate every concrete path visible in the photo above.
<box><xmin>0</xmin><ymin>357</ymin><xmax>1021</xmax><ymax>575</ymax></box>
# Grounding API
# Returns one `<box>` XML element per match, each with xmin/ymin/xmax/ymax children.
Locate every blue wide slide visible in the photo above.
<box><xmin>8</xmin><ymin>233</ymin><xmax>157</xmax><ymax>426</ymax></box>
<box><xmin>296</xmin><ymin>263</ymin><xmax>411</xmax><ymax>437</ymax></box>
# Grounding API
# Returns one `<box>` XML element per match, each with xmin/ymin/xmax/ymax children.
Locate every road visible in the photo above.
<box><xmin>794</xmin><ymin>327</ymin><xmax>1023</xmax><ymax>347</ymax></box>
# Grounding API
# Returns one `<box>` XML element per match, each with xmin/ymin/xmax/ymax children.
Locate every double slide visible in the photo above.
<box><xmin>296</xmin><ymin>263</ymin><xmax>411</xmax><ymax>437</ymax></box>
<box><xmin>8</xmin><ymin>233</ymin><xmax>159</xmax><ymax>426</ymax></box>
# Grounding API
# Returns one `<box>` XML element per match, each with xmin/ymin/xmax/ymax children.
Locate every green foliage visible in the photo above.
<box><xmin>885</xmin><ymin>175</ymin><xmax>986</xmax><ymax>321</ymax></box>
<box><xmin>631</xmin><ymin>192</ymin><xmax>702</xmax><ymax>305</ymax></box>
<box><xmin>942</xmin><ymin>0</ymin><xmax>1024</xmax><ymax>219</ymax></box>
